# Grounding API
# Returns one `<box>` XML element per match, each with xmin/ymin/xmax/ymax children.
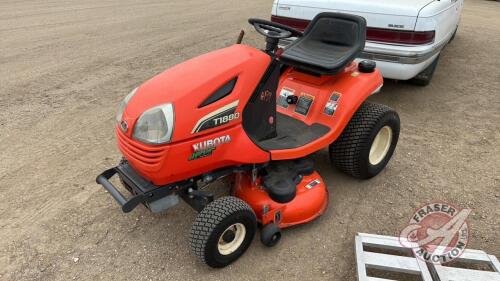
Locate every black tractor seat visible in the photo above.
<box><xmin>280</xmin><ymin>12</ymin><xmax>367</xmax><ymax>75</ymax></box>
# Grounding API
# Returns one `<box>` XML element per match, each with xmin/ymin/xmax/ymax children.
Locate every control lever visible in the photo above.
<box><xmin>236</xmin><ymin>30</ymin><xmax>245</xmax><ymax>44</ymax></box>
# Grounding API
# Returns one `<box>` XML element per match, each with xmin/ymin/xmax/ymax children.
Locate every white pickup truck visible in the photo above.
<box><xmin>271</xmin><ymin>0</ymin><xmax>464</xmax><ymax>85</ymax></box>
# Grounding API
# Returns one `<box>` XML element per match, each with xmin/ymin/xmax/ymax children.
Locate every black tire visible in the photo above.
<box><xmin>190</xmin><ymin>196</ymin><xmax>257</xmax><ymax>268</ymax></box>
<box><xmin>449</xmin><ymin>26</ymin><xmax>458</xmax><ymax>43</ymax></box>
<box><xmin>329</xmin><ymin>102</ymin><xmax>400</xmax><ymax>179</ymax></box>
<box><xmin>409</xmin><ymin>55</ymin><xmax>440</xmax><ymax>86</ymax></box>
<box><xmin>260</xmin><ymin>223</ymin><xmax>281</xmax><ymax>247</ymax></box>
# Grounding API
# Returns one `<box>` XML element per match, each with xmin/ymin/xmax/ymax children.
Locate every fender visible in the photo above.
<box><xmin>271</xmin><ymin>62</ymin><xmax>383</xmax><ymax>160</ymax></box>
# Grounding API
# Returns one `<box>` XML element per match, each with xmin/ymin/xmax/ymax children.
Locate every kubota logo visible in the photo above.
<box><xmin>189</xmin><ymin>135</ymin><xmax>232</xmax><ymax>161</ymax></box>
<box><xmin>192</xmin><ymin>135</ymin><xmax>232</xmax><ymax>152</ymax></box>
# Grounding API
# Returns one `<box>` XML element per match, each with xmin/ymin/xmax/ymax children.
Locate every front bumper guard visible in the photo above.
<box><xmin>96</xmin><ymin>162</ymin><xmax>183</xmax><ymax>213</ymax></box>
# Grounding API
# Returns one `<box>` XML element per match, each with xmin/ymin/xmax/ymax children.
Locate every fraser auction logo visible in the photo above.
<box><xmin>399</xmin><ymin>201</ymin><xmax>471</xmax><ymax>264</ymax></box>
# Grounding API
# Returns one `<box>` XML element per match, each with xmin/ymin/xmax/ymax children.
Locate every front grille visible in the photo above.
<box><xmin>116</xmin><ymin>129</ymin><xmax>166</xmax><ymax>169</ymax></box>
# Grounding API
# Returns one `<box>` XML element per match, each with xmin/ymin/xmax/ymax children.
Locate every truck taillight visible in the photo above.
<box><xmin>271</xmin><ymin>15</ymin><xmax>435</xmax><ymax>45</ymax></box>
<box><xmin>366</xmin><ymin>28</ymin><xmax>435</xmax><ymax>45</ymax></box>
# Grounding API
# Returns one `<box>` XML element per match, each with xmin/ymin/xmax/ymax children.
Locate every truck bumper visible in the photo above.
<box><xmin>279</xmin><ymin>38</ymin><xmax>446</xmax><ymax>80</ymax></box>
<box><xmin>355</xmin><ymin>53</ymin><xmax>439</xmax><ymax>80</ymax></box>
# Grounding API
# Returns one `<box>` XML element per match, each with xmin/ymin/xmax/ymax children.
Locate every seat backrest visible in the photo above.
<box><xmin>306</xmin><ymin>12</ymin><xmax>366</xmax><ymax>49</ymax></box>
<box><xmin>280</xmin><ymin>12</ymin><xmax>367</xmax><ymax>75</ymax></box>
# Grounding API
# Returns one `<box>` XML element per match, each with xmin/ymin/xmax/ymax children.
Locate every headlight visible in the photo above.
<box><xmin>116</xmin><ymin>88</ymin><xmax>138</xmax><ymax>123</ymax></box>
<box><xmin>133</xmin><ymin>104</ymin><xmax>174</xmax><ymax>145</ymax></box>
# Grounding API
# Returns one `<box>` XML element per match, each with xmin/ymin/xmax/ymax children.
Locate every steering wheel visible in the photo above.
<box><xmin>248</xmin><ymin>18</ymin><xmax>303</xmax><ymax>39</ymax></box>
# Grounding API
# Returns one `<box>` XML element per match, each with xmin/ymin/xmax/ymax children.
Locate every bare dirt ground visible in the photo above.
<box><xmin>0</xmin><ymin>0</ymin><xmax>499</xmax><ymax>280</ymax></box>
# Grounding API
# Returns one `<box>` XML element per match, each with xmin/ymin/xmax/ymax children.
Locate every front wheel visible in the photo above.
<box><xmin>190</xmin><ymin>196</ymin><xmax>257</xmax><ymax>268</ymax></box>
<box><xmin>329</xmin><ymin>102</ymin><xmax>400</xmax><ymax>179</ymax></box>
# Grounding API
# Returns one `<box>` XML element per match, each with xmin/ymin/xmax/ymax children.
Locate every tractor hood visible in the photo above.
<box><xmin>121</xmin><ymin>44</ymin><xmax>271</xmax><ymax>144</ymax></box>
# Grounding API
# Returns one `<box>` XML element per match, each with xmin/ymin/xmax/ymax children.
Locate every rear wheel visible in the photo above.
<box><xmin>409</xmin><ymin>55</ymin><xmax>440</xmax><ymax>86</ymax></box>
<box><xmin>190</xmin><ymin>196</ymin><xmax>257</xmax><ymax>268</ymax></box>
<box><xmin>329</xmin><ymin>102</ymin><xmax>400</xmax><ymax>179</ymax></box>
<box><xmin>449</xmin><ymin>26</ymin><xmax>458</xmax><ymax>43</ymax></box>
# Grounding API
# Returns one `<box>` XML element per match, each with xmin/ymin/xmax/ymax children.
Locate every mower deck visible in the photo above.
<box><xmin>233</xmin><ymin>167</ymin><xmax>328</xmax><ymax>228</ymax></box>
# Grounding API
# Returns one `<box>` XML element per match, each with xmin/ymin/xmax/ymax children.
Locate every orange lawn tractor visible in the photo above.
<box><xmin>97</xmin><ymin>13</ymin><xmax>400</xmax><ymax>268</ymax></box>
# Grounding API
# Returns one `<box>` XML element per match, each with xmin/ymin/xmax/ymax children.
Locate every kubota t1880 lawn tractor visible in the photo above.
<box><xmin>97</xmin><ymin>12</ymin><xmax>400</xmax><ymax>268</ymax></box>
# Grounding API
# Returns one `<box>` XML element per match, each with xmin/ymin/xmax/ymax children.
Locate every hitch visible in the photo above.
<box><xmin>179</xmin><ymin>187</ymin><xmax>214</xmax><ymax>212</ymax></box>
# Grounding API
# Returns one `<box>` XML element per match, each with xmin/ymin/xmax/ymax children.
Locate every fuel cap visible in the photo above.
<box><xmin>358</xmin><ymin>60</ymin><xmax>376</xmax><ymax>73</ymax></box>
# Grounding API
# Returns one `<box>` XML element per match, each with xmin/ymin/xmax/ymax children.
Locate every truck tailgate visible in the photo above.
<box><xmin>275</xmin><ymin>0</ymin><xmax>435</xmax><ymax>30</ymax></box>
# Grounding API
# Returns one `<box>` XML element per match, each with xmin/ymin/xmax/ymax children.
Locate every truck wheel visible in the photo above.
<box><xmin>329</xmin><ymin>102</ymin><xmax>400</xmax><ymax>179</ymax></box>
<box><xmin>409</xmin><ymin>55</ymin><xmax>440</xmax><ymax>86</ymax></box>
<box><xmin>190</xmin><ymin>196</ymin><xmax>257</xmax><ymax>268</ymax></box>
<box><xmin>449</xmin><ymin>26</ymin><xmax>458</xmax><ymax>43</ymax></box>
